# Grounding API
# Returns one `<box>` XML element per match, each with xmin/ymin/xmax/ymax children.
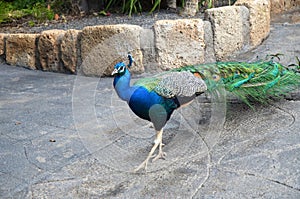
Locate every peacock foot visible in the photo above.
<box><xmin>133</xmin><ymin>150</ymin><xmax>167</xmax><ymax>172</ymax></box>
<box><xmin>146</xmin><ymin>123</ymin><xmax>154</xmax><ymax>128</ymax></box>
<box><xmin>133</xmin><ymin>129</ymin><xmax>165</xmax><ymax>172</ymax></box>
<box><xmin>152</xmin><ymin>150</ymin><xmax>167</xmax><ymax>162</ymax></box>
<box><xmin>134</xmin><ymin>158</ymin><xmax>150</xmax><ymax>172</ymax></box>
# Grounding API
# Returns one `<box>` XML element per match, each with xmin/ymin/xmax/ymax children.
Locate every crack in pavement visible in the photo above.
<box><xmin>23</xmin><ymin>146</ymin><xmax>44</xmax><ymax>171</ymax></box>
<box><xmin>220</xmin><ymin>168</ymin><xmax>300</xmax><ymax>192</ymax></box>
<box><xmin>31</xmin><ymin>177</ymin><xmax>77</xmax><ymax>185</ymax></box>
<box><xmin>243</xmin><ymin>171</ymin><xmax>300</xmax><ymax>192</ymax></box>
<box><xmin>270</xmin><ymin>103</ymin><xmax>296</xmax><ymax>127</ymax></box>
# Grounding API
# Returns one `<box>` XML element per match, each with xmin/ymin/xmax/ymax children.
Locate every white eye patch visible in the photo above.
<box><xmin>119</xmin><ymin>66</ymin><xmax>125</xmax><ymax>73</ymax></box>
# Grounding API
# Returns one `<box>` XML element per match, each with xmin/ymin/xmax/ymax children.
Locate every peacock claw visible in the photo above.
<box><xmin>146</xmin><ymin>123</ymin><xmax>154</xmax><ymax>128</ymax></box>
<box><xmin>133</xmin><ymin>150</ymin><xmax>167</xmax><ymax>172</ymax></box>
<box><xmin>133</xmin><ymin>129</ymin><xmax>165</xmax><ymax>172</ymax></box>
<box><xmin>134</xmin><ymin>159</ymin><xmax>149</xmax><ymax>172</ymax></box>
<box><xmin>152</xmin><ymin>151</ymin><xmax>167</xmax><ymax>162</ymax></box>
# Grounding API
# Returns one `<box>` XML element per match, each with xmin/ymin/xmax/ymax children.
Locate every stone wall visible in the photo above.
<box><xmin>235</xmin><ymin>0</ymin><xmax>271</xmax><ymax>47</ymax></box>
<box><xmin>1</xmin><ymin>0</ymin><xmax>295</xmax><ymax>76</ymax></box>
<box><xmin>205</xmin><ymin>6</ymin><xmax>250</xmax><ymax>60</ymax></box>
<box><xmin>0</xmin><ymin>34</ymin><xmax>5</xmax><ymax>57</ymax></box>
<box><xmin>271</xmin><ymin>0</ymin><xmax>300</xmax><ymax>14</ymax></box>
<box><xmin>6</xmin><ymin>34</ymin><xmax>39</xmax><ymax>70</ymax></box>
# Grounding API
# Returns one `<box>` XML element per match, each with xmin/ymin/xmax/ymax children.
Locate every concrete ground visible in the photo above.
<box><xmin>1</xmin><ymin>12</ymin><xmax>300</xmax><ymax>199</ymax></box>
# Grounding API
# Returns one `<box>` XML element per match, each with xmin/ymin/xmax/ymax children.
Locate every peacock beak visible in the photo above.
<box><xmin>111</xmin><ymin>68</ymin><xmax>118</xmax><ymax>76</ymax></box>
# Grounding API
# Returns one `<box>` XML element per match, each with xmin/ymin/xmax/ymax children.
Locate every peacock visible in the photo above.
<box><xmin>112</xmin><ymin>54</ymin><xmax>300</xmax><ymax>172</ymax></box>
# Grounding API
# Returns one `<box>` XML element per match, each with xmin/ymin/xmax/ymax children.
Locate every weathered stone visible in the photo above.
<box><xmin>272</xmin><ymin>6</ymin><xmax>300</xmax><ymax>24</ymax></box>
<box><xmin>38</xmin><ymin>29</ymin><xmax>65</xmax><ymax>72</ymax></box>
<box><xmin>167</xmin><ymin>0</ymin><xmax>177</xmax><ymax>9</ymax></box>
<box><xmin>271</xmin><ymin>0</ymin><xmax>285</xmax><ymax>14</ymax></box>
<box><xmin>271</xmin><ymin>0</ymin><xmax>300</xmax><ymax>14</ymax></box>
<box><xmin>235</xmin><ymin>0</ymin><xmax>271</xmax><ymax>47</ymax></box>
<box><xmin>61</xmin><ymin>29</ymin><xmax>81</xmax><ymax>74</ymax></box>
<box><xmin>80</xmin><ymin>25</ymin><xmax>144</xmax><ymax>76</ymax></box>
<box><xmin>5</xmin><ymin>34</ymin><xmax>39</xmax><ymax>69</ymax></box>
<box><xmin>154</xmin><ymin>19</ymin><xmax>206</xmax><ymax>70</ymax></box>
<box><xmin>291</xmin><ymin>12</ymin><xmax>300</xmax><ymax>23</ymax></box>
<box><xmin>181</xmin><ymin>0</ymin><xmax>198</xmax><ymax>16</ymax></box>
<box><xmin>140</xmin><ymin>28</ymin><xmax>158</xmax><ymax>72</ymax></box>
<box><xmin>203</xmin><ymin>21</ymin><xmax>216</xmax><ymax>63</ymax></box>
<box><xmin>205</xmin><ymin>6</ymin><xmax>250</xmax><ymax>60</ymax></box>
<box><xmin>0</xmin><ymin>34</ymin><xmax>6</xmax><ymax>56</ymax></box>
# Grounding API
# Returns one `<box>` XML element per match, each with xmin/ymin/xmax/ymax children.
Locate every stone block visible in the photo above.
<box><xmin>270</xmin><ymin>0</ymin><xmax>300</xmax><ymax>14</ymax></box>
<box><xmin>0</xmin><ymin>33</ymin><xmax>6</xmax><ymax>56</ymax></box>
<box><xmin>271</xmin><ymin>0</ymin><xmax>285</xmax><ymax>14</ymax></box>
<box><xmin>203</xmin><ymin>21</ymin><xmax>216</xmax><ymax>63</ymax></box>
<box><xmin>181</xmin><ymin>0</ymin><xmax>198</xmax><ymax>16</ymax></box>
<box><xmin>5</xmin><ymin>34</ymin><xmax>39</xmax><ymax>69</ymax></box>
<box><xmin>154</xmin><ymin>19</ymin><xmax>206</xmax><ymax>70</ymax></box>
<box><xmin>205</xmin><ymin>6</ymin><xmax>250</xmax><ymax>60</ymax></box>
<box><xmin>235</xmin><ymin>0</ymin><xmax>271</xmax><ymax>47</ymax></box>
<box><xmin>140</xmin><ymin>28</ymin><xmax>158</xmax><ymax>72</ymax></box>
<box><xmin>38</xmin><ymin>29</ymin><xmax>65</xmax><ymax>72</ymax></box>
<box><xmin>61</xmin><ymin>29</ymin><xmax>81</xmax><ymax>74</ymax></box>
<box><xmin>80</xmin><ymin>25</ymin><xmax>144</xmax><ymax>76</ymax></box>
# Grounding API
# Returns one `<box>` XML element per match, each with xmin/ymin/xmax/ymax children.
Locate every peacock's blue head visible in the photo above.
<box><xmin>112</xmin><ymin>62</ymin><xmax>127</xmax><ymax>76</ymax></box>
<box><xmin>111</xmin><ymin>54</ymin><xmax>134</xmax><ymax>76</ymax></box>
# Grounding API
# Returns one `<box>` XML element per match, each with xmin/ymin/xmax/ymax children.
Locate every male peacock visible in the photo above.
<box><xmin>112</xmin><ymin>54</ymin><xmax>300</xmax><ymax>172</ymax></box>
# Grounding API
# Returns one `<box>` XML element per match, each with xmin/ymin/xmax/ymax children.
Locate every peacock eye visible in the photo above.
<box><xmin>119</xmin><ymin>66</ymin><xmax>125</xmax><ymax>73</ymax></box>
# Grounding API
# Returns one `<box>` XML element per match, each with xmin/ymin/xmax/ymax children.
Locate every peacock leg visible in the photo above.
<box><xmin>134</xmin><ymin>129</ymin><xmax>163</xmax><ymax>172</ymax></box>
<box><xmin>152</xmin><ymin>134</ymin><xmax>166</xmax><ymax>162</ymax></box>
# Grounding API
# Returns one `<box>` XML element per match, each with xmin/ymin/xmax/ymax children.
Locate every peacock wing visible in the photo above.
<box><xmin>154</xmin><ymin>71</ymin><xmax>207</xmax><ymax>98</ymax></box>
<box><xmin>133</xmin><ymin>76</ymin><xmax>162</xmax><ymax>92</ymax></box>
<box><xmin>134</xmin><ymin>71</ymin><xmax>207</xmax><ymax>98</ymax></box>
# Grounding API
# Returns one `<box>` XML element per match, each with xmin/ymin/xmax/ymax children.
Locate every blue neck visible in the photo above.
<box><xmin>113</xmin><ymin>69</ymin><xmax>134</xmax><ymax>102</ymax></box>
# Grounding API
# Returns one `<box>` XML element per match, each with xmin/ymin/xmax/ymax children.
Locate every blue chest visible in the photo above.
<box><xmin>113</xmin><ymin>70</ymin><xmax>178</xmax><ymax>130</ymax></box>
<box><xmin>128</xmin><ymin>86</ymin><xmax>177</xmax><ymax>122</ymax></box>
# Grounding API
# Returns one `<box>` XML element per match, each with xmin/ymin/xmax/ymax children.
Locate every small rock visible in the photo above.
<box><xmin>15</xmin><ymin>121</ymin><xmax>22</xmax><ymax>125</ymax></box>
<box><xmin>54</xmin><ymin>14</ymin><xmax>59</xmax><ymax>20</ymax></box>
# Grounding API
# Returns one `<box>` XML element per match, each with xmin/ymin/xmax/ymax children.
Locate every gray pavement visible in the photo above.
<box><xmin>1</xmin><ymin>15</ymin><xmax>300</xmax><ymax>199</ymax></box>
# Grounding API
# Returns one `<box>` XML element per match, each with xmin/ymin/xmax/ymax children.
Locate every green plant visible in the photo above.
<box><xmin>12</xmin><ymin>0</ymin><xmax>46</xmax><ymax>10</ymax></box>
<box><xmin>28</xmin><ymin>20</ymin><xmax>35</xmax><ymax>27</ymax></box>
<box><xmin>102</xmin><ymin>0</ymin><xmax>164</xmax><ymax>16</ymax></box>
<box><xmin>50</xmin><ymin>0</ymin><xmax>74</xmax><ymax>15</ymax></box>
<box><xmin>31</xmin><ymin>2</ymin><xmax>54</xmax><ymax>22</ymax></box>
<box><xmin>105</xmin><ymin>0</ymin><xmax>118</xmax><ymax>11</ymax></box>
<box><xmin>149</xmin><ymin>0</ymin><xmax>161</xmax><ymax>14</ymax></box>
<box><xmin>0</xmin><ymin>1</ymin><xmax>29</xmax><ymax>23</ymax></box>
<box><xmin>0</xmin><ymin>2</ymin><xmax>9</xmax><ymax>23</ymax></box>
<box><xmin>207</xmin><ymin>0</ymin><xmax>213</xmax><ymax>9</ymax></box>
<box><xmin>198</xmin><ymin>0</ymin><xmax>236</xmax><ymax>10</ymax></box>
<box><xmin>0</xmin><ymin>0</ymin><xmax>54</xmax><ymax>24</ymax></box>
<box><xmin>122</xmin><ymin>0</ymin><xmax>142</xmax><ymax>17</ymax></box>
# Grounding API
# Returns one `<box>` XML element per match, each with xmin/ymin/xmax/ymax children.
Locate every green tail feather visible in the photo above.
<box><xmin>174</xmin><ymin>60</ymin><xmax>300</xmax><ymax>106</ymax></box>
